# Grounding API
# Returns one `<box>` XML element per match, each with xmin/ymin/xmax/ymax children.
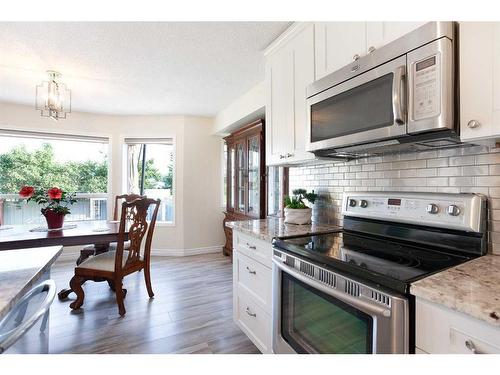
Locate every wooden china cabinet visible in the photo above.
<box><xmin>223</xmin><ymin>119</ymin><xmax>266</xmax><ymax>257</ymax></box>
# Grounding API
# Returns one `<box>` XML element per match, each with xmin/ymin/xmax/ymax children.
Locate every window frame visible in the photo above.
<box><xmin>122</xmin><ymin>136</ymin><xmax>176</xmax><ymax>226</ymax></box>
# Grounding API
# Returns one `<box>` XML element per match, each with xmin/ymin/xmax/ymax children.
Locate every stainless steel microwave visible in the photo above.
<box><xmin>306</xmin><ymin>22</ymin><xmax>458</xmax><ymax>158</ymax></box>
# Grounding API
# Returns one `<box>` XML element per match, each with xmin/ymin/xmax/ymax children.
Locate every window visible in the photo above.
<box><xmin>0</xmin><ymin>130</ymin><xmax>109</xmax><ymax>225</ymax></box>
<box><xmin>267</xmin><ymin>166</ymin><xmax>288</xmax><ymax>218</ymax></box>
<box><xmin>124</xmin><ymin>138</ymin><xmax>174</xmax><ymax>224</ymax></box>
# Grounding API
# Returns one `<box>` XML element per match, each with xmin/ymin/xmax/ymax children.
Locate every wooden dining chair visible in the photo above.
<box><xmin>69</xmin><ymin>197</ymin><xmax>161</xmax><ymax>316</ymax></box>
<box><xmin>77</xmin><ymin>193</ymin><xmax>145</xmax><ymax>265</ymax></box>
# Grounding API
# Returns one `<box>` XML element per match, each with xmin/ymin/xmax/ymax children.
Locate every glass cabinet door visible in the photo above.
<box><xmin>235</xmin><ymin>140</ymin><xmax>246</xmax><ymax>214</ymax></box>
<box><xmin>247</xmin><ymin>135</ymin><xmax>260</xmax><ymax>218</ymax></box>
<box><xmin>225</xmin><ymin>141</ymin><xmax>236</xmax><ymax>211</ymax></box>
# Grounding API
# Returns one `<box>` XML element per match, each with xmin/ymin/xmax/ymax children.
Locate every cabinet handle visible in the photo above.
<box><xmin>353</xmin><ymin>54</ymin><xmax>360</xmax><ymax>61</ymax></box>
<box><xmin>465</xmin><ymin>339</ymin><xmax>484</xmax><ymax>354</ymax></box>
<box><xmin>246</xmin><ymin>242</ymin><xmax>256</xmax><ymax>250</ymax></box>
<box><xmin>279</xmin><ymin>154</ymin><xmax>285</xmax><ymax>159</ymax></box>
<box><xmin>467</xmin><ymin>120</ymin><xmax>481</xmax><ymax>129</ymax></box>
<box><xmin>245</xmin><ymin>307</ymin><xmax>257</xmax><ymax>317</ymax></box>
<box><xmin>368</xmin><ymin>46</ymin><xmax>376</xmax><ymax>54</ymax></box>
<box><xmin>286</xmin><ymin>153</ymin><xmax>293</xmax><ymax>158</ymax></box>
<box><xmin>246</xmin><ymin>266</ymin><xmax>256</xmax><ymax>275</ymax></box>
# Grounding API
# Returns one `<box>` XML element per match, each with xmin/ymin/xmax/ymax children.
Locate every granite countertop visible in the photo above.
<box><xmin>0</xmin><ymin>246</ymin><xmax>63</xmax><ymax>321</ymax></box>
<box><xmin>411</xmin><ymin>255</ymin><xmax>500</xmax><ymax>327</ymax></box>
<box><xmin>225</xmin><ymin>217</ymin><xmax>342</xmax><ymax>242</ymax></box>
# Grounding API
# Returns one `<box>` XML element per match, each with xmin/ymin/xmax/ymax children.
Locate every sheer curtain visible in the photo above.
<box><xmin>127</xmin><ymin>144</ymin><xmax>141</xmax><ymax>194</ymax></box>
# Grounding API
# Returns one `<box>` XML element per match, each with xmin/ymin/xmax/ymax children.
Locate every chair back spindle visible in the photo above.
<box><xmin>113</xmin><ymin>193</ymin><xmax>145</xmax><ymax>221</ymax></box>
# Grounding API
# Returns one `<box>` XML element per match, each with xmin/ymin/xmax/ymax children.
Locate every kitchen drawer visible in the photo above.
<box><xmin>234</xmin><ymin>250</ymin><xmax>272</xmax><ymax>312</ymax></box>
<box><xmin>416</xmin><ymin>297</ymin><xmax>500</xmax><ymax>354</ymax></box>
<box><xmin>233</xmin><ymin>231</ymin><xmax>272</xmax><ymax>267</ymax></box>
<box><xmin>234</xmin><ymin>285</ymin><xmax>272</xmax><ymax>354</ymax></box>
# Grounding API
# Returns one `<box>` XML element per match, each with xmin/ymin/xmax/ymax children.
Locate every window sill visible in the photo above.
<box><xmin>155</xmin><ymin>222</ymin><xmax>175</xmax><ymax>227</ymax></box>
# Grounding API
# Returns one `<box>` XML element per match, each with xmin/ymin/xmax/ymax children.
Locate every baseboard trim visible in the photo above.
<box><xmin>151</xmin><ymin>245</ymin><xmax>223</xmax><ymax>257</ymax></box>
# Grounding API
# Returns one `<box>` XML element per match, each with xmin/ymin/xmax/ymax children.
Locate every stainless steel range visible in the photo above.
<box><xmin>271</xmin><ymin>192</ymin><xmax>487</xmax><ymax>354</ymax></box>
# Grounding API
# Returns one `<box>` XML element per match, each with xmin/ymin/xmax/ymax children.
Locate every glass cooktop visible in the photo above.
<box><xmin>272</xmin><ymin>231</ymin><xmax>474</xmax><ymax>294</ymax></box>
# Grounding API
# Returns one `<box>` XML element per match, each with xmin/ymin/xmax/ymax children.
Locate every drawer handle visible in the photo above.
<box><xmin>467</xmin><ymin>120</ymin><xmax>481</xmax><ymax>129</ymax></box>
<box><xmin>246</xmin><ymin>242</ymin><xmax>256</xmax><ymax>250</ymax></box>
<box><xmin>245</xmin><ymin>307</ymin><xmax>257</xmax><ymax>317</ymax></box>
<box><xmin>246</xmin><ymin>266</ymin><xmax>256</xmax><ymax>275</ymax></box>
<box><xmin>465</xmin><ymin>339</ymin><xmax>484</xmax><ymax>354</ymax></box>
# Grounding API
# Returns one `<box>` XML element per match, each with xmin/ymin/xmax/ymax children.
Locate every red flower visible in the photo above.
<box><xmin>47</xmin><ymin>187</ymin><xmax>63</xmax><ymax>200</ymax></box>
<box><xmin>19</xmin><ymin>186</ymin><xmax>35</xmax><ymax>198</ymax></box>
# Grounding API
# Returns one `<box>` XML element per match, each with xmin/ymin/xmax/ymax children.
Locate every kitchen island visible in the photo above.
<box><xmin>0</xmin><ymin>246</ymin><xmax>62</xmax><ymax>321</ymax></box>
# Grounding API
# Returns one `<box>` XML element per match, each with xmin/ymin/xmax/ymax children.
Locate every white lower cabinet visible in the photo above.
<box><xmin>416</xmin><ymin>297</ymin><xmax>500</xmax><ymax>354</ymax></box>
<box><xmin>232</xmin><ymin>230</ymin><xmax>273</xmax><ymax>353</ymax></box>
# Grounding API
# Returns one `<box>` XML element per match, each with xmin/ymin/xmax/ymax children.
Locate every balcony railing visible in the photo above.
<box><xmin>0</xmin><ymin>193</ymin><xmax>108</xmax><ymax>225</ymax></box>
<box><xmin>0</xmin><ymin>193</ymin><xmax>174</xmax><ymax>225</ymax></box>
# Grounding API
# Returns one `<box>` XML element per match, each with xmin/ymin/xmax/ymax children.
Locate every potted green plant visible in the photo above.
<box><xmin>19</xmin><ymin>186</ymin><xmax>77</xmax><ymax>229</ymax></box>
<box><xmin>284</xmin><ymin>189</ymin><xmax>318</xmax><ymax>225</ymax></box>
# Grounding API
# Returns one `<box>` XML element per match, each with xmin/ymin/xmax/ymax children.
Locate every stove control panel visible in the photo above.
<box><xmin>342</xmin><ymin>192</ymin><xmax>486</xmax><ymax>233</ymax></box>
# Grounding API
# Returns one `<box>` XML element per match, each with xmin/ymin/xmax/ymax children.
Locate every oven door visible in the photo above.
<box><xmin>306</xmin><ymin>55</ymin><xmax>407</xmax><ymax>153</ymax></box>
<box><xmin>272</xmin><ymin>256</ymin><xmax>408</xmax><ymax>354</ymax></box>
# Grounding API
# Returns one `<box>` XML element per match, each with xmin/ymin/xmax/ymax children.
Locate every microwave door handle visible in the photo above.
<box><xmin>392</xmin><ymin>65</ymin><xmax>406</xmax><ymax>125</ymax></box>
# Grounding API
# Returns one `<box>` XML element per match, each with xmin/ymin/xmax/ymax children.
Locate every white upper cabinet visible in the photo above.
<box><xmin>265</xmin><ymin>23</ymin><xmax>316</xmax><ymax>166</ymax></box>
<box><xmin>460</xmin><ymin>22</ymin><xmax>500</xmax><ymax>142</ymax></box>
<box><xmin>366</xmin><ymin>22</ymin><xmax>427</xmax><ymax>51</ymax></box>
<box><xmin>314</xmin><ymin>22</ymin><xmax>367</xmax><ymax>80</ymax></box>
<box><xmin>314</xmin><ymin>22</ymin><xmax>427</xmax><ymax>81</ymax></box>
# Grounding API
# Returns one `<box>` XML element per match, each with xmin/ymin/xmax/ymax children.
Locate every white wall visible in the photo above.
<box><xmin>0</xmin><ymin>101</ymin><xmax>224</xmax><ymax>255</ymax></box>
<box><xmin>213</xmin><ymin>80</ymin><xmax>265</xmax><ymax>135</ymax></box>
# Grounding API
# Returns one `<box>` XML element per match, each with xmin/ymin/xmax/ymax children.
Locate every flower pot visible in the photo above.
<box><xmin>43</xmin><ymin>210</ymin><xmax>66</xmax><ymax>230</ymax></box>
<box><xmin>284</xmin><ymin>207</ymin><xmax>312</xmax><ymax>225</ymax></box>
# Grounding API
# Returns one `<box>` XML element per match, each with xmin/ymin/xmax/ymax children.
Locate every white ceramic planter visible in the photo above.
<box><xmin>284</xmin><ymin>207</ymin><xmax>312</xmax><ymax>225</ymax></box>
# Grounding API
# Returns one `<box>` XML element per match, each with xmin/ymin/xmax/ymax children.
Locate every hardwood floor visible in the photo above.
<box><xmin>48</xmin><ymin>253</ymin><xmax>260</xmax><ymax>354</ymax></box>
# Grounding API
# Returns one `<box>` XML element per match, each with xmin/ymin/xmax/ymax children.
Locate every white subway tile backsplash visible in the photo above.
<box><xmin>437</xmin><ymin>167</ymin><xmax>462</xmax><ymax>176</ymax></box>
<box><xmin>427</xmin><ymin>158</ymin><xmax>449</xmax><ymax>168</ymax></box>
<box><xmin>463</xmin><ymin>165</ymin><xmax>489</xmax><ymax>176</ymax></box>
<box><xmin>449</xmin><ymin>155</ymin><xmax>475</xmax><ymax>166</ymax></box>
<box><xmin>290</xmin><ymin>145</ymin><xmax>500</xmax><ymax>254</ymax></box>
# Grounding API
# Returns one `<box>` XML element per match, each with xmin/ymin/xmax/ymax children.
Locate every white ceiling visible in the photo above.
<box><xmin>0</xmin><ymin>22</ymin><xmax>290</xmax><ymax>116</ymax></box>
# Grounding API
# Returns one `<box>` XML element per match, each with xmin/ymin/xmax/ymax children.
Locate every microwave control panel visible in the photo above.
<box><xmin>413</xmin><ymin>54</ymin><xmax>441</xmax><ymax>121</ymax></box>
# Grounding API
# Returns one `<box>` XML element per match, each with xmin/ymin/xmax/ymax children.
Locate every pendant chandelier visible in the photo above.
<box><xmin>35</xmin><ymin>70</ymin><xmax>71</xmax><ymax>121</ymax></box>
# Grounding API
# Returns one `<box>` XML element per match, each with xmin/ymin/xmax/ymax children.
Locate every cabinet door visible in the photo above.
<box><xmin>226</xmin><ymin>141</ymin><xmax>236</xmax><ymax>211</ymax></box>
<box><xmin>266</xmin><ymin>23</ymin><xmax>316</xmax><ymax>166</ymax></box>
<box><xmin>315</xmin><ymin>22</ymin><xmax>367</xmax><ymax>80</ymax></box>
<box><xmin>265</xmin><ymin>46</ymin><xmax>294</xmax><ymax>165</ymax></box>
<box><xmin>460</xmin><ymin>22</ymin><xmax>496</xmax><ymax>141</ymax></box>
<box><xmin>366</xmin><ymin>22</ymin><xmax>426</xmax><ymax>51</ymax></box>
<box><xmin>289</xmin><ymin>24</ymin><xmax>316</xmax><ymax>164</ymax></box>
<box><xmin>234</xmin><ymin>139</ymin><xmax>247</xmax><ymax>215</ymax></box>
<box><xmin>246</xmin><ymin>134</ymin><xmax>261</xmax><ymax>218</ymax></box>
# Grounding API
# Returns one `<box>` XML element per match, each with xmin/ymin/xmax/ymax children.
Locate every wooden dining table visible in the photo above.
<box><xmin>0</xmin><ymin>220</ymin><xmax>129</xmax><ymax>300</ymax></box>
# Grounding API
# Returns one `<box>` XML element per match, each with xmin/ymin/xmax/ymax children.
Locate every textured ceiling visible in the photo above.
<box><xmin>0</xmin><ymin>22</ymin><xmax>290</xmax><ymax>116</ymax></box>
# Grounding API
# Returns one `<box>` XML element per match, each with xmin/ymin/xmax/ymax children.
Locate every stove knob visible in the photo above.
<box><xmin>360</xmin><ymin>200</ymin><xmax>368</xmax><ymax>208</ymax></box>
<box><xmin>426</xmin><ymin>203</ymin><xmax>439</xmax><ymax>214</ymax></box>
<box><xmin>447</xmin><ymin>204</ymin><xmax>461</xmax><ymax>216</ymax></box>
<box><xmin>348</xmin><ymin>199</ymin><xmax>357</xmax><ymax>207</ymax></box>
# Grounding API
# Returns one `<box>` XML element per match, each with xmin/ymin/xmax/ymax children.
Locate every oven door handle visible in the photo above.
<box><xmin>392</xmin><ymin>65</ymin><xmax>406</xmax><ymax>126</ymax></box>
<box><xmin>273</xmin><ymin>259</ymin><xmax>391</xmax><ymax>318</ymax></box>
